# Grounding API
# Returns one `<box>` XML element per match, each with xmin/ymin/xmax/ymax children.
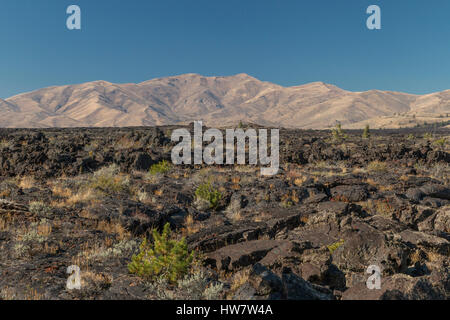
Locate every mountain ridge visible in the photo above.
<box><xmin>1</xmin><ymin>73</ymin><xmax>449</xmax><ymax>129</ymax></box>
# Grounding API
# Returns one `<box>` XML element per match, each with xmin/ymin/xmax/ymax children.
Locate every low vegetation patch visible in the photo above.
<box><xmin>89</xmin><ymin>239</ymin><xmax>139</xmax><ymax>261</ymax></box>
<box><xmin>195</xmin><ymin>182</ymin><xmax>222</xmax><ymax>209</ymax></box>
<box><xmin>149</xmin><ymin>160</ymin><xmax>171</xmax><ymax>175</ymax></box>
<box><xmin>433</xmin><ymin>137</ymin><xmax>447</xmax><ymax>148</ymax></box>
<box><xmin>87</xmin><ymin>164</ymin><xmax>130</xmax><ymax>194</ymax></box>
<box><xmin>423</xmin><ymin>132</ymin><xmax>433</xmax><ymax>140</ymax></box>
<box><xmin>367</xmin><ymin>161</ymin><xmax>387</xmax><ymax>173</ymax></box>
<box><xmin>29</xmin><ymin>201</ymin><xmax>53</xmax><ymax>216</ymax></box>
<box><xmin>362</xmin><ymin>124</ymin><xmax>370</xmax><ymax>139</ymax></box>
<box><xmin>327</xmin><ymin>239</ymin><xmax>345</xmax><ymax>254</ymax></box>
<box><xmin>147</xmin><ymin>270</ymin><xmax>223</xmax><ymax>300</ymax></box>
<box><xmin>0</xmin><ymin>138</ymin><xmax>12</xmax><ymax>150</ymax></box>
<box><xmin>331</xmin><ymin>122</ymin><xmax>348</xmax><ymax>143</ymax></box>
<box><xmin>128</xmin><ymin>223</ymin><xmax>194</xmax><ymax>283</ymax></box>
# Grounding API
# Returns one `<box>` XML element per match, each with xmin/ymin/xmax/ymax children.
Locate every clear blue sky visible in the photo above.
<box><xmin>0</xmin><ymin>0</ymin><xmax>449</xmax><ymax>98</ymax></box>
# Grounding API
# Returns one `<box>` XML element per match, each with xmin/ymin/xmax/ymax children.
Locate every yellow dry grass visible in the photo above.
<box><xmin>18</xmin><ymin>176</ymin><xmax>36</xmax><ymax>189</ymax></box>
<box><xmin>96</xmin><ymin>220</ymin><xmax>129</xmax><ymax>240</ymax></box>
<box><xmin>66</xmin><ymin>189</ymin><xmax>99</xmax><ymax>206</ymax></box>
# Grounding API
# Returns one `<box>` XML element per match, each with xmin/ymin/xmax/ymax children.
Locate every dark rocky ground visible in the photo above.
<box><xmin>0</xmin><ymin>125</ymin><xmax>448</xmax><ymax>300</ymax></box>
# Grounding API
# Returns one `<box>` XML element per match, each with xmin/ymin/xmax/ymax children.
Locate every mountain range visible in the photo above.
<box><xmin>1</xmin><ymin>73</ymin><xmax>449</xmax><ymax>129</ymax></box>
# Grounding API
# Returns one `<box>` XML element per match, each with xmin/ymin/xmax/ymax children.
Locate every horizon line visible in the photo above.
<box><xmin>3</xmin><ymin>72</ymin><xmax>450</xmax><ymax>100</ymax></box>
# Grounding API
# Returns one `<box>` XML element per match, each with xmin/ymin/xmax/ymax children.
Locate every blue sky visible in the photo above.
<box><xmin>0</xmin><ymin>0</ymin><xmax>449</xmax><ymax>98</ymax></box>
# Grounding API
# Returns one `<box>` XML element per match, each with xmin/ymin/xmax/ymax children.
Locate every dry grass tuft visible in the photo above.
<box><xmin>66</xmin><ymin>188</ymin><xmax>99</xmax><ymax>206</ymax></box>
<box><xmin>367</xmin><ymin>161</ymin><xmax>388</xmax><ymax>173</ymax></box>
<box><xmin>51</xmin><ymin>185</ymin><xmax>73</xmax><ymax>198</ymax></box>
<box><xmin>183</xmin><ymin>214</ymin><xmax>201</xmax><ymax>236</ymax></box>
<box><xmin>96</xmin><ymin>220</ymin><xmax>129</xmax><ymax>240</ymax></box>
<box><xmin>226</xmin><ymin>269</ymin><xmax>251</xmax><ymax>299</ymax></box>
<box><xmin>18</xmin><ymin>176</ymin><xmax>36</xmax><ymax>189</ymax></box>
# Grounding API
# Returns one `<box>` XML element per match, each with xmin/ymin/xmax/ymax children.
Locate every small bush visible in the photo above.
<box><xmin>423</xmin><ymin>132</ymin><xmax>433</xmax><ymax>140</ymax></box>
<box><xmin>29</xmin><ymin>201</ymin><xmax>53</xmax><ymax>216</ymax></box>
<box><xmin>149</xmin><ymin>160</ymin><xmax>171</xmax><ymax>175</ymax></box>
<box><xmin>17</xmin><ymin>220</ymin><xmax>52</xmax><ymax>246</ymax></box>
<box><xmin>433</xmin><ymin>137</ymin><xmax>446</xmax><ymax>148</ymax></box>
<box><xmin>430</xmin><ymin>163</ymin><xmax>448</xmax><ymax>180</ymax></box>
<box><xmin>367</xmin><ymin>161</ymin><xmax>387</xmax><ymax>173</ymax></box>
<box><xmin>20</xmin><ymin>229</ymin><xmax>47</xmax><ymax>244</ymax></box>
<box><xmin>91</xmin><ymin>239</ymin><xmax>139</xmax><ymax>260</ymax></box>
<box><xmin>88</xmin><ymin>164</ymin><xmax>130</xmax><ymax>194</ymax></box>
<box><xmin>136</xmin><ymin>190</ymin><xmax>150</xmax><ymax>203</ymax></box>
<box><xmin>331</xmin><ymin>122</ymin><xmax>348</xmax><ymax>142</ymax></box>
<box><xmin>94</xmin><ymin>163</ymin><xmax>120</xmax><ymax>177</ymax></box>
<box><xmin>362</xmin><ymin>124</ymin><xmax>370</xmax><ymax>139</ymax></box>
<box><xmin>148</xmin><ymin>270</ymin><xmax>224</xmax><ymax>300</ymax></box>
<box><xmin>195</xmin><ymin>182</ymin><xmax>222</xmax><ymax>209</ymax></box>
<box><xmin>0</xmin><ymin>139</ymin><xmax>11</xmax><ymax>150</ymax></box>
<box><xmin>128</xmin><ymin>223</ymin><xmax>194</xmax><ymax>283</ymax></box>
<box><xmin>13</xmin><ymin>243</ymin><xmax>30</xmax><ymax>258</ymax></box>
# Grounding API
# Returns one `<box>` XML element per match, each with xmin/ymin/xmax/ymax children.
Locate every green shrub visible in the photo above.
<box><xmin>128</xmin><ymin>223</ymin><xmax>193</xmax><ymax>283</ymax></box>
<box><xmin>362</xmin><ymin>124</ymin><xmax>370</xmax><ymax>139</ymax></box>
<box><xmin>423</xmin><ymin>132</ymin><xmax>433</xmax><ymax>140</ymax></box>
<box><xmin>195</xmin><ymin>182</ymin><xmax>222</xmax><ymax>209</ymax></box>
<box><xmin>149</xmin><ymin>160</ymin><xmax>171</xmax><ymax>175</ymax></box>
<box><xmin>88</xmin><ymin>164</ymin><xmax>129</xmax><ymax>194</ymax></box>
<box><xmin>327</xmin><ymin>239</ymin><xmax>345</xmax><ymax>254</ymax></box>
<box><xmin>331</xmin><ymin>122</ymin><xmax>348</xmax><ymax>142</ymax></box>
<box><xmin>433</xmin><ymin>137</ymin><xmax>447</xmax><ymax>147</ymax></box>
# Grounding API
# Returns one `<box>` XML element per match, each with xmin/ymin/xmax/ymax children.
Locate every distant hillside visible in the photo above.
<box><xmin>1</xmin><ymin>74</ymin><xmax>449</xmax><ymax>129</ymax></box>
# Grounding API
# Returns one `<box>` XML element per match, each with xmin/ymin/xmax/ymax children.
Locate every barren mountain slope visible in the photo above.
<box><xmin>2</xmin><ymin>74</ymin><xmax>449</xmax><ymax>128</ymax></box>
